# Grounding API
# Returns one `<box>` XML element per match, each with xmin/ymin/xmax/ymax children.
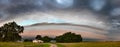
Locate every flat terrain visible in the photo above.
<box><xmin>0</xmin><ymin>42</ymin><xmax>120</xmax><ymax>47</ymax></box>
<box><xmin>0</xmin><ymin>42</ymin><xmax>50</xmax><ymax>47</ymax></box>
<box><xmin>57</xmin><ymin>42</ymin><xmax>120</xmax><ymax>47</ymax></box>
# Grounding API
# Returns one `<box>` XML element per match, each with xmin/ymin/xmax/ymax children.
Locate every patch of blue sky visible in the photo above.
<box><xmin>46</xmin><ymin>18</ymin><xmax>65</xmax><ymax>23</ymax></box>
<box><xmin>18</xmin><ymin>18</ymin><xmax>66</xmax><ymax>26</ymax></box>
<box><xmin>18</xmin><ymin>20</ymin><xmax>38</xmax><ymax>26</ymax></box>
<box><xmin>38</xmin><ymin>17</ymin><xmax>66</xmax><ymax>23</ymax></box>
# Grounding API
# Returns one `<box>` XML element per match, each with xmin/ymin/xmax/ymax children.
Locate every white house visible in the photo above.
<box><xmin>32</xmin><ymin>39</ymin><xmax>44</xmax><ymax>43</ymax></box>
<box><xmin>50</xmin><ymin>40</ymin><xmax>56</xmax><ymax>43</ymax></box>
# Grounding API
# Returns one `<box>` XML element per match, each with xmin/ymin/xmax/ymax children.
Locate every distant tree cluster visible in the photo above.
<box><xmin>35</xmin><ymin>35</ymin><xmax>52</xmax><ymax>43</ymax></box>
<box><xmin>0</xmin><ymin>22</ymin><xmax>24</xmax><ymax>42</ymax></box>
<box><xmin>35</xmin><ymin>32</ymin><xmax>82</xmax><ymax>43</ymax></box>
<box><xmin>56</xmin><ymin>32</ymin><xmax>82</xmax><ymax>43</ymax></box>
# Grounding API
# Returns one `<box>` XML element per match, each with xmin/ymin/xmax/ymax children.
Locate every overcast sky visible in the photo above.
<box><xmin>0</xmin><ymin>0</ymin><xmax>120</xmax><ymax>41</ymax></box>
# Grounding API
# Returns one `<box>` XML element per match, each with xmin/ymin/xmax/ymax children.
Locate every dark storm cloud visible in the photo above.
<box><xmin>0</xmin><ymin>0</ymin><xmax>120</xmax><ymax>31</ymax></box>
<box><xmin>0</xmin><ymin>0</ymin><xmax>111</xmax><ymax>15</ymax></box>
<box><xmin>6</xmin><ymin>4</ymin><xmax>36</xmax><ymax>14</ymax></box>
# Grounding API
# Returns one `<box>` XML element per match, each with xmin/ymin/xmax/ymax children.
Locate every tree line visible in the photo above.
<box><xmin>35</xmin><ymin>32</ymin><xmax>82</xmax><ymax>43</ymax></box>
<box><xmin>0</xmin><ymin>22</ymin><xmax>82</xmax><ymax>42</ymax></box>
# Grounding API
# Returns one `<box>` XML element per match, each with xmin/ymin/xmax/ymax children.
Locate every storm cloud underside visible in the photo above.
<box><xmin>0</xmin><ymin>0</ymin><xmax>120</xmax><ymax>41</ymax></box>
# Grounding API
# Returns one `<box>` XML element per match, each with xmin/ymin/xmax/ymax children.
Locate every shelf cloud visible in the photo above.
<box><xmin>0</xmin><ymin>0</ymin><xmax>120</xmax><ymax>41</ymax></box>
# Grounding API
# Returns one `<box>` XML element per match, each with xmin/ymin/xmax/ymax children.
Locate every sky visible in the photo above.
<box><xmin>0</xmin><ymin>0</ymin><xmax>120</xmax><ymax>41</ymax></box>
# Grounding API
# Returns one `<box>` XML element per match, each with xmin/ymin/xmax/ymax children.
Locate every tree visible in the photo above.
<box><xmin>0</xmin><ymin>28</ymin><xmax>3</xmax><ymax>41</ymax></box>
<box><xmin>35</xmin><ymin>35</ymin><xmax>52</xmax><ymax>43</ymax></box>
<box><xmin>56</xmin><ymin>32</ymin><xmax>82</xmax><ymax>43</ymax></box>
<box><xmin>0</xmin><ymin>21</ymin><xmax>24</xmax><ymax>42</ymax></box>
<box><xmin>42</xmin><ymin>36</ymin><xmax>52</xmax><ymax>43</ymax></box>
<box><xmin>24</xmin><ymin>39</ymin><xmax>32</xmax><ymax>42</ymax></box>
<box><xmin>35</xmin><ymin>35</ymin><xmax>42</xmax><ymax>40</ymax></box>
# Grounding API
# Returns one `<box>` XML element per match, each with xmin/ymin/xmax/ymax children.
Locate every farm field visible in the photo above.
<box><xmin>57</xmin><ymin>41</ymin><xmax>120</xmax><ymax>47</ymax></box>
<box><xmin>0</xmin><ymin>42</ymin><xmax>120</xmax><ymax>47</ymax></box>
<box><xmin>0</xmin><ymin>42</ymin><xmax>50</xmax><ymax>47</ymax></box>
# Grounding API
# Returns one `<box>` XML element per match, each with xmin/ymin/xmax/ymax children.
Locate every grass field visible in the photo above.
<box><xmin>57</xmin><ymin>42</ymin><xmax>120</xmax><ymax>47</ymax></box>
<box><xmin>0</xmin><ymin>42</ymin><xmax>120</xmax><ymax>47</ymax></box>
<box><xmin>0</xmin><ymin>42</ymin><xmax>50</xmax><ymax>47</ymax></box>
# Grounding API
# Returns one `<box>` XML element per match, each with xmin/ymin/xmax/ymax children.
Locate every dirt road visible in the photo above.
<box><xmin>50</xmin><ymin>44</ymin><xmax>57</xmax><ymax>47</ymax></box>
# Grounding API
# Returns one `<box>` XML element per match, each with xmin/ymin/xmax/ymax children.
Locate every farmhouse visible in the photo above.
<box><xmin>32</xmin><ymin>39</ymin><xmax>44</xmax><ymax>43</ymax></box>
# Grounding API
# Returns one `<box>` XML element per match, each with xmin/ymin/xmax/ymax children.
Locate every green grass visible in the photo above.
<box><xmin>57</xmin><ymin>41</ymin><xmax>120</xmax><ymax>47</ymax></box>
<box><xmin>1</xmin><ymin>42</ymin><xmax>120</xmax><ymax>47</ymax></box>
<box><xmin>0</xmin><ymin>42</ymin><xmax>50</xmax><ymax>47</ymax></box>
<box><xmin>56</xmin><ymin>44</ymin><xmax>65</xmax><ymax>47</ymax></box>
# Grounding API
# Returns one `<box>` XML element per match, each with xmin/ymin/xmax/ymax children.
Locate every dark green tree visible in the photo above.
<box><xmin>56</xmin><ymin>32</ymin><xmax>82</xmax><ymax>43</ymax></box>
<box><xmin>0</xmin><ymin>21</ymin><xmax>24</xmax><ymax>42</ymax></box>
<box><xmin>0</xmin><ymin>28</ymin><xmax>3</xmax><ymax>41</ymax></box>
<box><xmin>42</xmin><ymin>36</ymin><xmax>52</xmax><ymax>43</ymax></box>
<box><xmin>35</xmin><ymin>35</ymin><xmax>42</xmax><ymax>40</ymax></box>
